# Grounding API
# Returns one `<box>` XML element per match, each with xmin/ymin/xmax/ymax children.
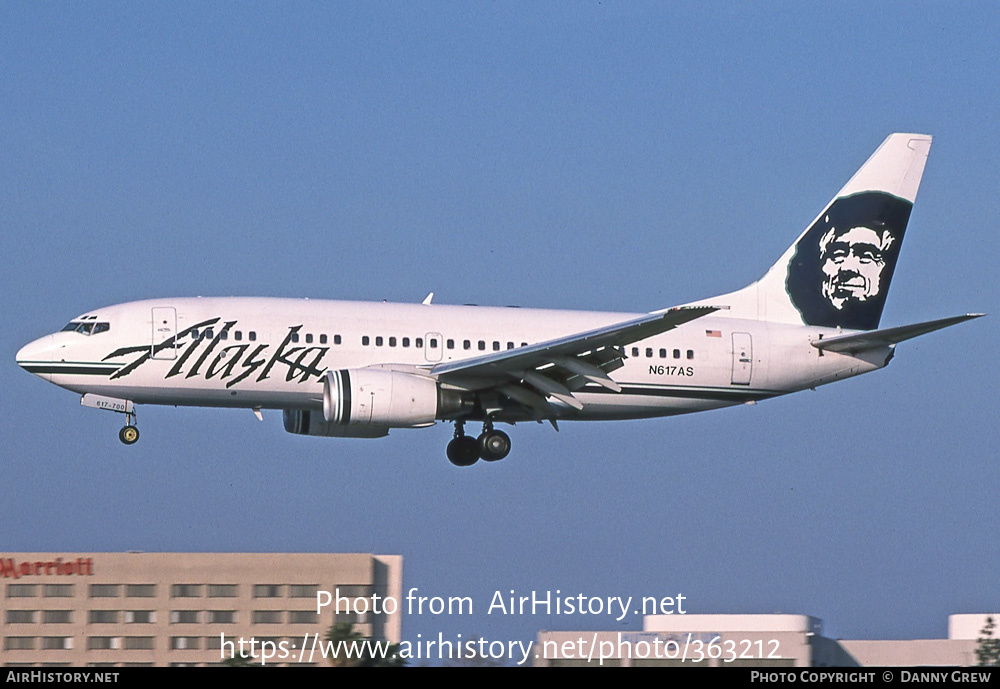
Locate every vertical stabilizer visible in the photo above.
<box><xmin>690</xmin><ymin>134</ymin><xmax>932</xmax><ymax>331</ymax></box>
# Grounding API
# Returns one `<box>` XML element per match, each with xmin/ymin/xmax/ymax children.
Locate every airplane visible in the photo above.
<box><xmin>16</xmin><ymin>133</ymin><xmax>982</xmax><ymax>466</ymax></box>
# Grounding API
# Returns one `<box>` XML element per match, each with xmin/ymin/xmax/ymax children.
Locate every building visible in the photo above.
<box><xmin>535</xmin><ymin>613</ymin><xmax>994</xmax><ymax>667</ymax></box>
<box><xmin>1</xmin><ymin>552</ymin><xmax>402</xmax><ymax>667</ymax></box>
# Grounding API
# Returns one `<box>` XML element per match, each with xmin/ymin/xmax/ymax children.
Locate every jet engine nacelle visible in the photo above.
<box><xmin>323</xmin><ymin>368</ymin><xmax>453</xmax><ymax>427</ymax></box>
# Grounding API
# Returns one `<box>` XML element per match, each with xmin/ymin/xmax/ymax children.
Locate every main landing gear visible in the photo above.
<box><xmin>118</xmin><ymin>411</ymin><xmax>140</xmax><ymax>446</ymax></box>
<box><xmin>446</xmin><ymin>420</ymin><xmax>511</xmax><ymax>466</ymax></box>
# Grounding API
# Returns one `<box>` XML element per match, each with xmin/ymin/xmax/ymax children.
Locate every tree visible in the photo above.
<box><xmin>325</xmin><ymin>621</ymin><xmax>407</xmax><ymax>667</ymax></box>
<box><xmin>976</xmin><ymin>616</ymin><xmax>1000</xmax><ymax>667</ymax></box>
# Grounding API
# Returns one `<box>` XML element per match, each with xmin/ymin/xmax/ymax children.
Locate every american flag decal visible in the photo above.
<box><xmin>706</xmin><ymin>330</ymin><xmax>722</xmax><ymax>338</ymax></box>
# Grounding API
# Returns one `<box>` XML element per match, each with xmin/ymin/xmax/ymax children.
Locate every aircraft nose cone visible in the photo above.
<box><xmin>16</xmin><ymin>335</ymin><xmax>55</xmax><ymax>380</ymax></box>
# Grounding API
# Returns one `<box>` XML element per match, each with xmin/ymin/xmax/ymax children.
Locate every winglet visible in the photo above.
<box><xmin>422</xmin><ymin>292</ymin><xmax>434</xmax><ymax>305</ymax></box>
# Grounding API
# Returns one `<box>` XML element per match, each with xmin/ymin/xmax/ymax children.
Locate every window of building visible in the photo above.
<box><xmin>171</xmin><ymin>584</ymin><xmax>202</xmax><ymax>598</ymax></box>
<box><xmin>170</xmin><ymin>637</ymin><xmax>201</xmax><ymax>650</ymax></box>
<box><xmin>205</xmin><ymin>636</ymin><xmax>223</xmax><ymax>650</ymax></box>
<box><xmin>170</xmin><ymin>611</ymin><xmax>200</xmax><ymax>624</ymax></box>
<box><xmin>43</xmin><ymin>584</ymin><xmax>74</xmax><ymax>598</ymax></box>
<box><xmin>4</xmin><ymin>637</ymin><xmax>35</xmax><ymax>651</ymax></box>
<box><xmin>87</xmin><ymin>637</ymin><xmax>120</xmax><ymax>650</ymax></box>
<box><xmin>125</xmin><ymin>611</ymin><xmax>155</xmax><ymax>624</ymax></box>
<box><xmin>89</xmin><ymin>584</ymin><xmax>120</xmax><ymax>598</ymax></box>
<box><xmin>89</xmin><ymin>610</ymin><xmax>119</xmax><ymax>624</ymax></box>
<box><xmin>126</xmin><ymin>584</ymin><xmax>156</xmax><ymax>598</ymax></box>
<box><xmin>41</xmin><ymin>637</ymin><xmax>73</xmax><ymax>650</ymax></box>
<box><xmin>207</xmin><ymin>585</ymin><xmax>238</xmax><ymax>598</ymax></box>
<box><xmin>251</xmin><ymin>610</ymin><xmax>281</xmax><ymax>624</ymax></box>
<box><xmin>6</xmin><ymin>610</ymin><xmax>37</xmax><ymax>624</ymax></box>
<box><xmin>123</xmin><ymin>637</ymin><xmax>155</xmax><ymax>650</ymax></box>
<box><xmin>7</xmin><ymin>584</ymin><xmax>38</xmax><ymax>598</ymax></box>
<box><xmin>288</xmin><ymin>610</ymin><xmax>317</xmax><ymax>624</ymax></box>
<box><xmin>289</xmin><ymin>585</ymin><xmax>318</xmax><ymax>598</ymax></box>
<box><xmin>253</xmin><ymin>585</ymin><xmax>283</xmax><ymax>598</ymax></box>
<box><xmin>43</xmin><ymin>610</ymin><xmax>72</xmax><ymax>624</ymax></box>
<box><xmin>252</xmin><ymin>610</ymin><xmax>282</xmax><ymax>624</ymax></box>
<box><xmin>207</xmin><ymin>610</ymin><xmax>236</xmax><ymax>624</ymax></box>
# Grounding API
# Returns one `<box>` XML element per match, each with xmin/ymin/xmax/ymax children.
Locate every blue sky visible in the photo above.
<box><xmin>2</xmin><ymin>3</ymin><xmax>997</xmax><ymax>656</ymax></box>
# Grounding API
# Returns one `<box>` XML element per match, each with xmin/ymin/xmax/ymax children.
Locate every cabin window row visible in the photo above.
<box><xmin>631</xmin><ymin>347</ymin><xmax>695</xmax><ymax>360</ymax></box>
<box><xmin>360</xmin><ymin>336</ymin><xmax>530</xmax><ymax>351</ymax></box>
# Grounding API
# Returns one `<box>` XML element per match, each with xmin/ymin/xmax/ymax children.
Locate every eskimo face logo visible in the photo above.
<box><xmin>786</xmin><ymin>192</ymin><xmax>912</xmax><ymax>331</ymax></box>
<box><xmin>819</xmin><ymin>224</ymin><xmax>895</xmax><ymax>310</ymax></box>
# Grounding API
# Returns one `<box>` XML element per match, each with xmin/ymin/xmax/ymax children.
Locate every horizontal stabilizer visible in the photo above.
<box><xmin>812</xmin><ymin>314</ymin><xmax>984</xmax><ymax>353</ymax></box>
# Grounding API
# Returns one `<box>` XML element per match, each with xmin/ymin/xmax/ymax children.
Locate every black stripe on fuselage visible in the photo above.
<box><xmin>21</xmin><ymin>364</ymin><xmax>119</xmax><ymax>376</ymax></box>
<box><xmin>581</xmin><ymin>383</ymin><xmax>778</xmax><ymax>403</ymax></box>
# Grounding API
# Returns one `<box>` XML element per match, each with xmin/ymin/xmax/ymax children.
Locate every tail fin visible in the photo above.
<box><xmin>693</xmin><ymin>133</ymin><xmax>932</xmax><ymax>331</ymax></box>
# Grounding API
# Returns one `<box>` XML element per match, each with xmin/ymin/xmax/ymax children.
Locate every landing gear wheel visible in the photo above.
<box><xmin>447</xmin><ymin>436</ymin><xmax>480</xmax><ymax>467</ymax></box>
<box><xmin>478</xmin><ymin>429</ymin><xmax>511</xmax><ymax>462</ymax></box>
<box><xmin>119</xmin><ymin>425</ymin><xmax>140</xmax><ymax>445</ymax></box>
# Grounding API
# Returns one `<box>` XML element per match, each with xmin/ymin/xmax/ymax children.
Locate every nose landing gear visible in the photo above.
<box><xmin>446</xmin><ymin>420</ymin><xmax>511</xmax><ymax>466</ymax></box>
<box><xmin>118</xmin><ymin>411</ymin><xmax>140</xmax><ymax>445</ymax></box>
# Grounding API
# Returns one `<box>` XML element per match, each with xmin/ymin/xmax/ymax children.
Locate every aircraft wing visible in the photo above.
<box><xmin>811</xmin><ymin>314</ymin><xmax>984</xmax><ymax>353</ymax></box>
<box><xmin>431</xmin><ymin>306</ymin><xmax>718</xmax><ymax>414</ymax></box>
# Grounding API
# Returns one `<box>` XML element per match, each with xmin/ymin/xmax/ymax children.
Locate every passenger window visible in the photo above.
<box><xmin>249</xmin><ymin>332</ymin><xmax>256</xmax><ymax>342</ymax></box>
<box><xmin>388</xmin><ymin>337</ymin><xmax>396</xmax><ymax>347</ymax></box>
<box><xmin>305</xmin><ymin>334</ymin><xmax>313</xmax><ymax>344</ymax></box>
<box><xmin>205</xmin><ymin>328</ymin><xmax>214</xmax><ymax>340</ymax></box>
<box><xmin>234</xmin><ymin>331</ymin><xmax>242</xmax><ymax>341</ymax></box>
<box><xmin>402</xmin><ymin>337</ymin><xmax>410</xmax><ymax>348</ymax></box>
<box><xmin>333</xmin><ymin>335</ymin><xmax>341</xmax><ymax>345</ymax></box>
<box><xmin>375</xmin><ymin>336</ymin><xmax>383</xmax><ymax>346</ymax></box>
<box><xmin>319</xmin><ymin>334</ymin><xmax>327</xmax><ymax>344</ymax></box>
<box><xmin>659</xmin><ymin>348</ymin><xmax>666</xmax><ymax>358</ymax></box>
<box><xmin>687</xmin><ymin>350</ymin><xmax>694</xmax><ymax>360</ymax></box>
<box><xmin>430</xmin><ymin>338</ymin><xmax>438</xmax><ymax>348</ymax></box>
<box><xmin>362</xmin><ymin>336</ymin><xmax>370</xmax><ymax>346</ymax></box>
<box><xmin>290</xmin><ymin>333</ymin><xmax>299</xmax><ymax>343</ymax></box>
<box><xmin>521</xmin><ymin>342</ymin><xmax>528</xmax><ymax>347</ymax></box>
<box><xmin>191</xmin><ymin>329</ymin><xmax>199</xmax><ymax>339</ymax></box>
<box><xmin>646</xmin><ymin>348</ymin><xmax>653</xmax><ymax>358</ymax></box>
<box><xmin>492</xmin><ymin>341</ymin><xmax>500</xmax><ymax>351</ymax></box>
<box><xmin>415</xmin><ymin>337</ymin><xmax>423</xmax><ymax>348</ymax></box>
<box><xmin>447</xmin><ymin>339</ymin><xmax>455</xmax><ymax>349</ymax></box>
<box><xmin>507</xmin><ymin>342</ymin><xmax>514</xmax><ymax>350</ymax></box>
<box><xmin>631</xmin><ymin>347</ymin><xmax>639</xmax><ymax>357</ymax></box>
<box><xmin>220</xmin><ymin>331</ymin><xmax>228</xmax><ymax>341</ymax></box>
<box><xmin>463</xmin><ymin>340</ymin><xmax>471</xmax><ymax>350</ymax></box>
<box><xmin>478</xmin><ymin>341</ymin><xmax>486</xmax><ymax>351</ymax></box>
<box><xmin>673</xmin><ymin>349</ymin><xmax>680</xmax><ymax>359</ymax></box>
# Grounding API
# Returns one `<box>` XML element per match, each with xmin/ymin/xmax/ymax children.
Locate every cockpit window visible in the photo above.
<box><xmin>61</xmin><ymin>321</ymin><xmax>110</xmax><ymax>336</ymax></box>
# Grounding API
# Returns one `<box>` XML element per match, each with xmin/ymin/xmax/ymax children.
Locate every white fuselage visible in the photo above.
<box><xmin>17</xmin><ymin>297</ymin><xmax>890</xmax><ymax>423</ymax></box>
